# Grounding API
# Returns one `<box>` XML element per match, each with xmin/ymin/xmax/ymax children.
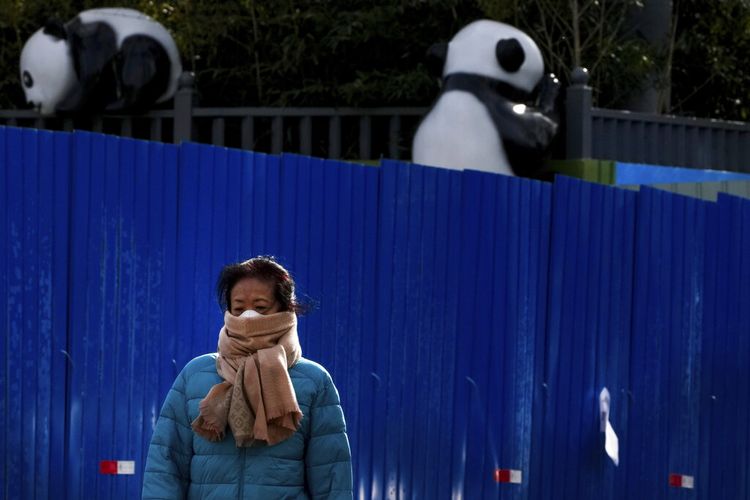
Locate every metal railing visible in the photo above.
<box><xmin>3</xmin><ymin>69</ymin><xmax>750</xmax><ymax>172</ymax></box>
<box><xmin>565</xmin><ymin>67</ymin><xmax>750</xmax><ymax>173</ymax></box>
<box><xmin>0</xmin><ymin>74</ymin><xmax>427</xmax><ymax>161</ymax></box>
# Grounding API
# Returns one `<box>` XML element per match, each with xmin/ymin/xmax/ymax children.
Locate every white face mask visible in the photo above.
<box><xmin>239</xmin><ymin>309</ymin><xmax>262</xmax><ymax>319</ymax></box>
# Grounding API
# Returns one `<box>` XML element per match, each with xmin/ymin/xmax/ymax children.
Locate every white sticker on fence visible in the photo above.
<box><xmin>494</xmin><ymin>469</ymin><xmax>522</xmax><ymax>484</ymax></box>
<box><xmin>117</xmin><ymin>461</ymin><xmax>135</xmax><ymax>475</ymax></box>
<box><xmin>669</xmin><ymin>473</ymin><xmax>694</xmax><ymax>489</ymax></box>
<box><xmin>599</xmin><ymin>387</ymin><xmax>620</xmax><ymax>466</ymax></box>
<box><xmin>100</xmin><ymin>460</ymin><xmax>136</xmax><ymax>475</ymax></box>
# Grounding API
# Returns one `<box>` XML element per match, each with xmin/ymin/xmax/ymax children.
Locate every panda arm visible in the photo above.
<box><xmin>105</xmin><ymin>35</ymin><xmax>171</xmax><ymax>111</ymax></box>
<box><xmin>56</xmin><ymin>20</ymin><xmax>118</xmax><ymax>112</ymax></box>
<box><xmin>491</xmin><ymin>101</ymin><xmax>558</xmax><ymax>151</ymax></box>
<box><xmin>487</xmin><ymin>101</ymin><xmax>559</xmax><ymax>177</ymax></box>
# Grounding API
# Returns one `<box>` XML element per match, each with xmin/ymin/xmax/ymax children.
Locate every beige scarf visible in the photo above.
<box><xmin>191</xmin><ymin>310</ymin><xmax>303</xmax><ymax>446</ymax></box>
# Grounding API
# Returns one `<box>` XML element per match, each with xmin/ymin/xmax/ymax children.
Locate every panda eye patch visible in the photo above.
<box><xmin>22</xmin><ymin>71</ymin><xmax>34</xmax><ymax>89</ymax></box>
<box><xmin>495</xmin><ymin>38</ymin><xmax>525</xmax><ymax>73</ymax></box>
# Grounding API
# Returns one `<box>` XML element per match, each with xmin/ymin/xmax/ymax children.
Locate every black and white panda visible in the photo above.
<box><xmin>412</xmin><ymin>20</ymin><xmax>559</xmax><ymax>177</ymax></box>
<box><xmin>20</xmin><ymin>8</ymin><xmax>182</xmax><ymax>115</ymax></box>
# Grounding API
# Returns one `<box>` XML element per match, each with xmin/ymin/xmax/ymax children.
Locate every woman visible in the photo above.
<box><xmin>142</xmin><ymin>256</ymin><xmax>353</xmax><ymax>499</ymax></box>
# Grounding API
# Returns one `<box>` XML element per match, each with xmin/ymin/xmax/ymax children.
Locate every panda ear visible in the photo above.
<box><xmin>496</xmin><ymin>38</ymin><xmax>525</xmax><ymax>73</ymax></box>
<box><xmin>425</xmin><ymin>42</ymin><xmax>448</xmax><ymax>77</ymax></box>
<box><xmin>43</xmin><ymin>18</ymin><xmax>68</xmax><ymax>40</ymax></box>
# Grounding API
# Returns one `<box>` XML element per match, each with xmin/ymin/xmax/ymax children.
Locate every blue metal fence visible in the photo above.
<box><xmin>64</xmin><ymin>133</ymin><xmax>182</xmax><ymax>499</ymax></box>
<box><xmin>2</xmin><ymin>126</ymin><xmax>749</xmax><ymax>499</ymax></box>
<box><xmin>540</xmin><ymin>177</ymin><xmax>637</xmax><ymax>500</ymax></box>
<box><xmin>1</xmin><ymin>127</ymin><xmax>71</xmax><ymax>499</ymax></box>
<box><xmin>626</xmin><ymin>187</ymin><xmax>706</xmax><ymax>498</ymax></box>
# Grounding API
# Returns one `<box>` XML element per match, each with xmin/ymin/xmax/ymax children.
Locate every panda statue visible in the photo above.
<box><xmin>412</xmin><ymin>20</ymin><xmax>559</xmax><ymax>177</ymax></box>
<box><xmin>20</xmin><ymin>8</ymin><xmax>182</xmax><ymax>115</ymax></box>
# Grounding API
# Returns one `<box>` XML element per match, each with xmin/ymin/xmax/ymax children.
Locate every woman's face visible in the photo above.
<box><xmin>229</xmin><ymin>277</ymin><xmax>281</xmax><ymax>316</ymax></box>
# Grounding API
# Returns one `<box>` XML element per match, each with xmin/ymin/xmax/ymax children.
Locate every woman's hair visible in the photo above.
<box><xmin>216</xmin><ymin>255</ymin><xmax>301</xmax><ymax>313</ymax></box>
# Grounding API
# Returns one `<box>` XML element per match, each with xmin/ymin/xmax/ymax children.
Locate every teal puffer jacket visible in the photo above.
<box><xmin>142</xmin><ymin>353</ymin><xmax>353</xmax><ymax>499</ymax></box>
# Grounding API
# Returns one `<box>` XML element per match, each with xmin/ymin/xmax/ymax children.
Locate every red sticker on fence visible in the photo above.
<box><xmin>494</xmin><ymin>469</ymin><xmax>522</xmax><ymax>484</ymax></box>
<box><xmin>100</xmin><ymin>461</ymin><xmax>117</xmax><ymax>474</ymax></box>
<box><xmin>99</xmin><ymin>460</ymin><xmax>135</xmax><ymax>475</ymax></box>
<box><xmin>669</xmin><ymin>473</ymin><xmax>694</xmax><ymax>489</ymax></box>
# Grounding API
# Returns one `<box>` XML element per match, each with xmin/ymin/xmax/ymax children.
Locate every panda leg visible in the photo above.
<box><xmin>106</xmin><ymin>35</ymin><xmax>171</xmax><ymax>112</ymax></box>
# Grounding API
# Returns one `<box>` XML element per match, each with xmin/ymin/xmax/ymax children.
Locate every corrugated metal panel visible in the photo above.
<box><xmin>64</xmin><ymin>131</ymin><xmax>180</xmax><ymax>499</ymax></box>
<box><xmin>2</xmin><ymin>128</ymin><xmax>750</xmax><ymax>498</ymax></box>
<box><xmin>374</xmin><ymin>160</ymin><xmax>468</xmax><ymax>499</ymax></box>
<box><xmin>540</xmin><ymin>176</ymin><xmax>637</xmax><ymax>500</ymax></box>
<box><xmin>374</xmin><ymin>159</ymin><xmax>415</xmax><ymax>499</ymax></box>
<box><xmin>699</xmin><ymin>193</ymin><xmax>750</xmax><ymax>498</ymax></box>
<box><xmin>626</xmin><ymin>187</ymin><xmax>707</xmax><ymax>498</ymax></box>
<box><xmin>448</xmin><ymin>170</ymin><xmax>551</xmax><ymax>500</ymax></box>
<box><xmin>374</xmin><ymin>162</ymin><xmax>553</xmax><ymax>499</ymax></box>
<box><xmin>1</xmin><ymin>127</ymin><xmax>70</xmax><ymax>499</ymax></box>
<box><xmin>621</xmin><ymin>180</ymin><xmax>750</xmax><ymax>201</ymax></box>
<box><xmin>276</xmin><ymin>154</ymin><xmax>380</xmax><ymax>500</ymax></box>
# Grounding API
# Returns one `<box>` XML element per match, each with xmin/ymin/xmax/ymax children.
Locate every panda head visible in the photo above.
<box><xmin>442</xmin><ymin>20</ymin><xmax>544</xmax><ymax>94</ymax></box>
<box><xmin>20</xmin><ymin>20</ymin><xmax>77</xmax><ymax>115</ymax></box>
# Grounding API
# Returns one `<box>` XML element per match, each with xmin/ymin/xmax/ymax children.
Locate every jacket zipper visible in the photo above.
<box><xmin>238</xmin><ymin>447</ymin><xmax>246</xmax><ymax>498</ymax></box>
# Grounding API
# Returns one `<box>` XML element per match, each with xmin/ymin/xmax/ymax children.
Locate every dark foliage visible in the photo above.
<box><xmin>670</xmin><ymin>0</ymin><xmax>750</xmax><ymax>120</ymax></box>
<box><xmin>2</xmin><ymin>0</ymin><xmax>750</xmax><ymax>120</ymax></box>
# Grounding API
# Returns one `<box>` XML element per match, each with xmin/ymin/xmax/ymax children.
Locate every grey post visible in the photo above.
<box><xmin>566</xmin><ymin>67</ymin><xmax>592</xmax><ymax>159</ymax></box>
<box><xmin>173</xmin><ymin>72</ymin><xmax>195</xmax><ymax>144</ymax></box>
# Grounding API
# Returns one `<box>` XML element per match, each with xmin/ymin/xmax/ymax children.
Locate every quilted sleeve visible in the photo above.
<box><xmin>142</xmin><ymin>369</ymin><xmax>193</xmax><ymax>499</ymax></box>
<box><xmin>305</xmin><ymin>371</ymin><xmax>353</xmax><ymax>500</ymax></box>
